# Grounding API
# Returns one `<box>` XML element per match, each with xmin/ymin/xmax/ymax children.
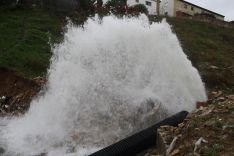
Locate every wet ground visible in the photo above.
<box><xmin>144</xmin><ymin>92</ymin><xmax>234</xmax><ymax>156</ymax></box>
<box><xmin>0</xmin><ymin>67</ymin><xmax>45</xmax><ymax>116</ymax></box>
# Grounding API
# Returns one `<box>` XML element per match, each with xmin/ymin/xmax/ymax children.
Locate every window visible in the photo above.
<box><xmin>184</xmin><ymin>4</ymin><xmax>187</xmax><ymax>9</ymax></box>
<box><xmin>146</xmin><ymin>1</ymin><xmax>151</xmax><ymax>6</ymax></box>
<box><xmin>136</xmin><ymin>0</ymin><xmax>139</xmax><ymax>2</ymax></box>
<box><xmin>191</xmin><ymin>6</ymin><xmax>194</xmax><ymax>11</ymax></box>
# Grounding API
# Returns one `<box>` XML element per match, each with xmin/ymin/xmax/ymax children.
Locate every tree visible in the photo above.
<box><xmin>79</xmin><ymin>0</ymin><xmax>95</xmax><ymax>10</ymax></box>
<box><xmin>106</xmin><ymin>0</ymin><xmax>127</xmax><ymax>7</ymax></box>
<box><xmin>97</xmin><ymin>0</ymin><xmax>103</xmax><ymax>8</ymax></box>
<box><xmin>131</xmin><ymin>4</ymin><xmax>148</xmax><ymax>14</ymax></box>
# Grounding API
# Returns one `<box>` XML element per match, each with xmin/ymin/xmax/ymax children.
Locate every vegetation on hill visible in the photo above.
<box><xmin>131</xmin><ymin>4</ymin><xmax>148</xmax><ymax>14</ymax></box>
<box><xmin>0</xmin><ymin>6</ymin><xmax>233</xmax><ymax>93</ymax></box>
<box><xmin>0</xmin><ymin>7</ymin><xmax>61</xmax><ymax>78</ymax></box>
<box><xmin>167</xmin><ymin>18</ymin><xmax>234</xmax><ymax>93</ymax></box>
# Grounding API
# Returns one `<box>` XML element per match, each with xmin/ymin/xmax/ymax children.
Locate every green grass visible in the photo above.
<box><xmin>0</xmin><ymin>9</ymin><xmax>234</xmax><ymax>92</ymax></box>
<box><xmin>0</xmin><ymin>7</ymin><xmax>62</xmax><ymax>78</ymax></box>
<box><xmin>167</xmin><ymin>18</ymin><xmax>234</xmax><ymax>92</ymax></box>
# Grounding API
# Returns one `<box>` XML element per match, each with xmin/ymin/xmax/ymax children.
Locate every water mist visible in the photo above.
<box><xmin>0</xmin><ymin>15</ymin><xmax>207</xmax><ymax>156</ymax></box>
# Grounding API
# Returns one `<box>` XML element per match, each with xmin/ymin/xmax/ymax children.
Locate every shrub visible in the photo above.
<box><xmin>130</xmin><ymin>4</ymin><xmax>148</xmax><ymax>15</ymax></box>
<box><xmin>106</xmin><ymin>0</ymin><xmax>127</xmax><ymax>8</ymax></box>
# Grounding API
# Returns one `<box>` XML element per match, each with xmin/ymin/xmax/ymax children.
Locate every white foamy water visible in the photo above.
<box><xmin>0</xmin><ymin>15</ymin><xmax>207</xmax><ymax>156</ymax></box>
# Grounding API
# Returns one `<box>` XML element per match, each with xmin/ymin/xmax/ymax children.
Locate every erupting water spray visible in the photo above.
<box><xmin>0</xmin><ymin>15</ymin><xmax>206</xmax><ymax>156</ymax></box>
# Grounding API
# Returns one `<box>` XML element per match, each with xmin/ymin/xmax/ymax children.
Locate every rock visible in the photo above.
<box><xmin>200</xmin><ymin>107</ymin><xmax>213</xmax><ymax>116</ymax></box>
<box><xmin>0</xmin><ymin>96</ymin><xmax>6</xmax><ymax>100</ymax></box>
<box><xmin>0</xmin><ymin>96</ymin><xmax>10</xmax><ymax>105</ymax></box>
<box><xmin>196</xmin><ymin>102</ymin><xmax>208</xmax><ymax>109</ymax></box>
<box><xmin>211</xmin><ymin>91</ymin><xmax>222</xmax><ymax>97</ymax></box>
<box><xmin>174</xmin><ymin>128</ymin><xmax>181</xmax><ymax>135</ymax></box>
<box><xmin>32</xmin><ymin>77</ymin><xmax>47</xmax><ymax>86</ymax></box>
<box><xmin>160</xmin><ymin>125</ymin><xmax>176</xmax><ymax>132</ymax></box>
<box><xmin>157</xmin><ymin>129</ymin><xmax>169</xmax><ymax>155</ymax></box>
<box><xmin>217</xmin><ymin>97</ymin><xmax>226</xmax><ymax>102</ymax></box>
<box><xmin>213</xmin><ymin>109</ymin><xmax>229</xmax><ymax>113</ymax></box>
<box><xmin>170</xmin><ymin>149</ymin><xmax>180</xmax><ymax>156</ymax></box>
<box><xmin>166</xmin><ymin>136</ymin><xmax>178</xmax><ymax>156</ymax></box>
<box><xmin>227</xmin><ymin>95</ymin><xmax>234</xmax><ymax>100</ymax></box>
<box><xmin>178</xmin><ymin>123</ymin><xmax>185</xmax><ymax>128</ymax></box>
<box><xmin>209</xmin><ymin>65</ymin><xmax>219</xmax><ymax>70</ymax></box>
<box><xmin>194</xmin><ymin>137</ymin><xmax>208</xmax><ymax>152</ymax></box>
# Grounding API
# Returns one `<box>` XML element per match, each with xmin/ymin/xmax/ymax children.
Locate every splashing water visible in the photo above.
<box><xmin>0</xmin><ymin>15</ymin><xmax>207</xmax><ymax>156</ymax></box>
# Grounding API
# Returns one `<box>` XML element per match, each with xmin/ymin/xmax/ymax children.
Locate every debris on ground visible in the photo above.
<box><xmin>0</xmin><ymin>68</ymin><xmax>45</xmax><ymax>116</ymax></box>
<box><xmin>145</xmin><ymin>91</ymin><xmax>234</xmax><ymax>156</ymax></box>
<box><xmin>32</xmin><ymin>76</ymin><xmax>47</xmax><ymax>86</ymax></box>
<box><xmin>193</xmin><ymin>137</ymin><xmax>208</xmax><ymax>153</ymax></box>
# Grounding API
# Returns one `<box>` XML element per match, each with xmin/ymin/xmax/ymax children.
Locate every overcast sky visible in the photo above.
<box><xmin>185</xmin><ymin>0</ymin><xmax>234</xmax><ymax>21</ymax></box>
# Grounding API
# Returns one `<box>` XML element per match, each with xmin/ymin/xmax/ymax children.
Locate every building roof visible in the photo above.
<box><xmin>180</xmin><ymin>0</ymin><xmax>225</xmax><ymax>17</ymax></box>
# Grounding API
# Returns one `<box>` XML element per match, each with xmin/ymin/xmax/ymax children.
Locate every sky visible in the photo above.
<box><xmin>183</xmin><ymin>0</ymin><xmax>234</xmax><ymax>21</ymax></box>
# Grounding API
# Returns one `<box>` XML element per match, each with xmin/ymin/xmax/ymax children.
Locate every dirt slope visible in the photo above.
<box><xmin>0</xmin><ymin>67</ymin><xmax>42</xmax><ymax>116</ymax></box>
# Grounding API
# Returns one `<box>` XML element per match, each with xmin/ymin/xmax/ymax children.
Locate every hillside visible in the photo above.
<box><xmin>1</xmin><ymin>8</ymin><xmax>234</xmax><ymax>115</ymax></box>
<box><xmin>0</xmin><ymin>7</ymin><xmax>62</xmax><ymax>78</ymax></box>
<box><xmin>1</xmin><ymin>8</ymin><xmax>233</xmax><ymax>93</ymax></box>
<box><xmin>167</xmin><ymin>18</ymin><xmax>234</xmax><ymax>93</ymax></box>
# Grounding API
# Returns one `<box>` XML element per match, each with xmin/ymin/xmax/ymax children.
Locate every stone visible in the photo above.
<box><xmin>178</xmin><ymin>123</ymin><xmax>185</xmax><ymax>128</ymax></box>
<box><xmin>209</xmin><ymin>65</ymin><xmax>219</xmax><ymax>70</ymax></box>
<box><xmin>170</xmin><ymin>149</ymin><xmax>180</xmax><ymax>156</ymax></box>
<box><xmin>217</xmin><ymin>97</ymin><xmax>226</xmax><ymax>102</ymax></box>
<box><xmin>196</xmin><ymin>102</ymin><xmax>208</xmax><ymax>109</ymax></box>
<box><xmin>211</xmin><ymin>91</ymin><xmax>222</xmax><ymax>97</ymax></box>
<box><xmin>227</xmin><ymin>95</ymin><xmax>234</xmax><ymax>100</ymax></box>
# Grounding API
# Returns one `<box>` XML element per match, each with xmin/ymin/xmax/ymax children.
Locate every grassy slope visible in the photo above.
<box><xmin>0</xmin><ymin>7</ymin><xmax>62</xmax><ymax>78</ymax></box>
<box><xmin>167</xmin><ymin>18</ymin><xmax>234</xmax><ymax>92</ymax></box>
<box><xmin>0</xmin><ymin>9</ymin><xmax>233</xmax><ymax>92</ymax></box>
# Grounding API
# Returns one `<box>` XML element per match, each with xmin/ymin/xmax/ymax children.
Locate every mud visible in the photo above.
<box><xmin>0</xmin><ymin>68</ymin><xmax>43</xmax><ymax>116</ymax></box>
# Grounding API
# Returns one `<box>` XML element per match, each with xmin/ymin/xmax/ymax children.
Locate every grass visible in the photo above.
<box><xmin>0</xmin><ymin>8</ymin><xmax>234</xmax><ymax>93</ymax></box>
<box><xmin>167</xmin><ymin>18</ymin><xmax>234</xmax><ymax>92</ymax></box>
<box><xmin>0</xmin><ymin>6</ymin><xmax>62</xmax><ymax>78</ymax></box>
<box><xmin>204</xmin><ymin>144</ymin><xmax>225</xmax><ymax>156</ymax></box>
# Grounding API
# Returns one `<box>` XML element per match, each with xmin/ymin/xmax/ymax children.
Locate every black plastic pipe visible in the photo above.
<box><xmin>89</xmin><ymin>111</ymin><xmax>188</xmax><ymax>156</ymax></box>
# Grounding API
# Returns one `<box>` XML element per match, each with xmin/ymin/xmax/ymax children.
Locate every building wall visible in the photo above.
<box><xmin>127</xmin><ymin>0</ymin><xmax>157</xmax><ymax>15</ymax></box>
<box><xmin>159</xmin><ymin>0</ymin><xmax>224</xmax><ymax>21</ymax></box>
<box><xmin>160</xmin><ymin>0</ymin><xmax>175</xmax><ymax>16</ymax></box>
<box><xmin>174</xmin><ymin>0</ymin><xmax>224</xmax><ymax>21</ymax></box>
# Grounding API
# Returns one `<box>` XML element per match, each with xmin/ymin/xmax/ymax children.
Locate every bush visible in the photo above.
<box><xmin>97</xmin><ymin>0</ymin><xmax>103</xmax><ymax>8</ymax></box>
<box><xmin>106</xmin><ymin>0</ymin><xmax>127</xmax><ymax>8</ymax></box>
<box><xmin>105</xmin><ymin>0</ymin><xmax>127</xmax><ymax>15</ymax></box>
<box><xmin>130</xmin><ymin>4</ymin><xmax>148</xmax><ymax>14</ymax></box>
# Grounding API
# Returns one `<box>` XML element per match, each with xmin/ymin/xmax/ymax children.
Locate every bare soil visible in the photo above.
<box><xmin>0</xmin><ymin>67</ymin><xmax>42</xmax><ymax>116</ymax></box>
<box><xmin>144</xmin><ymin>92</ymin><xmax>234</xmax><ymax>156</ymax></box>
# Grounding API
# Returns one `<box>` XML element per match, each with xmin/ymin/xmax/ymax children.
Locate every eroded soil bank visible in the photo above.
<box><xmin>143</xmin><ymin>92</ymin><xmax>234</xmax><ymax>156</ymax></box>
<box><xmin>0</xmin><ymin>68</ymin><xmax>45</xmax><ymax>116</ymax></box>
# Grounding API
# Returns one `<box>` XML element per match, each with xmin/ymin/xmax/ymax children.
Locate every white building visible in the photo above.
<box><xmin>160</xmin><ymin>0</ymin><xmax>224</xmax><ymax>21</ymax></box>
<box><xmin>127</xmin><ymin>0</ymin><xmax>157</xmax><ymax>15</ymax></box>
